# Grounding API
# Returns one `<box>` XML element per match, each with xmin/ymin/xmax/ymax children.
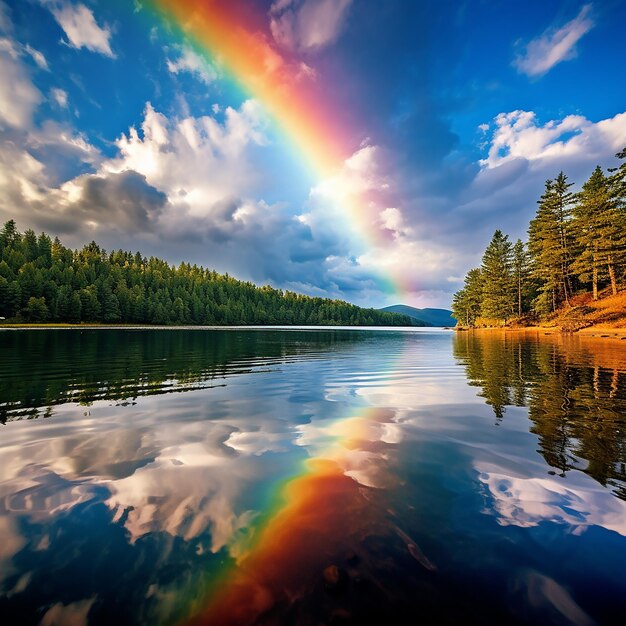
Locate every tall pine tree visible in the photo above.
<box><xmin>528</xmin><ymin>177</ymin><xmax>574</xmax><ymax>313</ymax></box>
<box><xmin>452</xmin><ymin>267</ymin><xmax>482</xmax><ymax>326</ymax></box>
<box><xmin>571</xmin><ymin>166</ymin><xmax>609</xmax><ymax>299</ymax></box>
<box><xmin>605</xmin><ymin>148</ymin><xmax>626</xmax><ymax>294</ymax></box>
<box><xmin>512</xmin><ymin>239</ymin><xmax>530</xmax><ymax>316</ymax></box>
<box><xmin>480</xmin><ymin>230</ymin><xmax>514</xmax><ymax>323</ymax></box>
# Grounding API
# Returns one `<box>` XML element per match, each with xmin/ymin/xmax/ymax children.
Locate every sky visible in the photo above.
<box><xmin>0</xmin><ymin>0</ymin><xmax>625</xmax><ymax>309</ymax></box>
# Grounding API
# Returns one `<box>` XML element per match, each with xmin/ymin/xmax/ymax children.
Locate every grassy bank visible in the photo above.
<box><xmin>455</xmin><ymin>291</ymin><xmax>626</xmax><ymax>335</ymax></box>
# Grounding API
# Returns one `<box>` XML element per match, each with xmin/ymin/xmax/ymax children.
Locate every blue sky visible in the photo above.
<box><xmin>1</xmin><ymin>0</ymin><xmax>625</xmax><ymax>307</ymax></box>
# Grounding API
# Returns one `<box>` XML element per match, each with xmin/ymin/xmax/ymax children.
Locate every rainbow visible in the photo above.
<box><xmin>145</xmin><ymin>0</ymin><xmax>406</xmax><ymax>296</ymax></box>
<box><xmin>153</xmin><ymin>332</ymin><xmax>425</xmax><ymax>624</ymax></box>
<box><xmin>126</xmin><ymin>8</ymin><xmax>425</xmax><ymax>614</ymax></box>
<box><xmin>182</xmin><ymin>407</ymin><xmax>402</xmax><ymax>626</ymax></box>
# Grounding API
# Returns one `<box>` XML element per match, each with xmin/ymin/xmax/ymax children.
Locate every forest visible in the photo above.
<box><xmin>452</xmin><ymin>148</ymin><xmax>626</xmax><ymax>326</ymax></box>
<box><xmin>0</xmin><ymin>221</ymin><xmax>416</xmax><ymax>327</ymax></box>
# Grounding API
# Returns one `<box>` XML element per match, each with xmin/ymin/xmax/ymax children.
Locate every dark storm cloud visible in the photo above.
<box><xmin>72</xmin><ymin>170</ymin><xmax>167</xmax><ymax>230</ymax></box>
<box><xmin>0</xmin><ymin>163</ymin><xmax>167</xmax><ymax>240</ymax></box>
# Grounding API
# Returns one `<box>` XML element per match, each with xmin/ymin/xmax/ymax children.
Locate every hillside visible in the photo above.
<box><xmin>380</xmin><ymin>305</ymin><xmax>455</xmax><ymax>327</ymax></box>
<box><xmin>0</xmin><ymin>220</ymin><xmax>416</xmax><ymax>327</ymax></box>
<box><xmin>453</xmin><ymin>290</ymin><xmax>626</xmax><ymax>333</ymax></box>
<box><xmin>539</xmin><ymin>291</ymin><xmax>626</xmax><ymax>332</ymax></box>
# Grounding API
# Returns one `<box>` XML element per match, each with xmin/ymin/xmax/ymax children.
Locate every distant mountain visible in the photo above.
<box><xmin>380</xmin><ymin>305</ymin><xmax>456</xmax><ymax>327</ymax></box>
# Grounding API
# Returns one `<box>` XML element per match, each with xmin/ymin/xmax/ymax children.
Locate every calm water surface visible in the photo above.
<box><xmin>1</xmin><ymin>328</ymin><xmax>626</xmax><ymax>625</ymax></box>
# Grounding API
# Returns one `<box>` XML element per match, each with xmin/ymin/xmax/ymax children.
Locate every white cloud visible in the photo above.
<box><xmin>166</xmin><ymin>44</ymin><xmax>218</xmax><ymax>85</ymax></box>
<box><xmin>0</xmin><ymin>99</ymin><xmax>333</xmax><ymax>293</ymax></box>
<box><xmin>480</xmin><ymin>109</ymin><xmax>626</xmax><ymax>169</ymax></box>
<box><xmin>24</xmin><ymin>44</ymin><xmax>49</xmax><ymax>70</ymax></box>
<box><xmin>0</xmin><ymin>6</ymin><xmax>49</xmax><ymax>71</ymax></box>
<box><xmin>270</xmin><ymin>0</ymin><xmax>352</xmax><ymax>52</ymax></box>
<box><xmin>303</xmin><ymin>143</ymin><xmax>459</xmax><ymax>305</ymax></box>
<box><xmin>0</xmin><ymin>36</ymin><xmax>41</xmax><ymax>128</ymax></box>
<box><xmin>0</xmin><ymin>1</ymin><xmax>11</xmax><ymax>32</ymax></box>
<box><xmin>48</xmin><ymin>2</ymin><xmax>115</xmax><ymax>57</ymax></box>
<box><xmin>50</xmin><ymin>87</ymin><xmax>68</xmax><ymax>108</ymax></box>
<box><xmin>104</xmin><ymin>100</ymin><xmax>269</xmax><ymax>216</ymax></box>
<box><xmin>514</xmin><ymin>4</ymin><xmax>594</xmax><ymax>77</ymax></box>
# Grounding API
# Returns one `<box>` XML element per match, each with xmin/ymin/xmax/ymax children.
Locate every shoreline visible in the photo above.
<box><xmin>456</xmin><ymin>326</ymin><xmax>626</xmax><ymax>341</ymax></box>
<box><xmin>0</xmin><ymin>323</ymin><xmax>447</xmax><ymax>331</ymax></box>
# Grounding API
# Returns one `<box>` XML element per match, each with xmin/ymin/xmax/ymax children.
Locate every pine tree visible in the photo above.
<box><xmin>512</xmin><ymin>239</ymin><xmax>530</xmax><ymax>316</ymax></box>
<box><xmin>452</xmin><ymin>288</ymin><xmax>469</xmax><ymax>327</ymax></box>
<box><xmin>480</xmin><ymin>230</ymin><xmax>514</xmax><ymax>323</ymax></box>
<box><xmin>552</xmin><ymin>172</ymin><xmax>575</xmax><ymax>304</ymax></box>
<box><xmin>528</xmin><ymin>179</ymin><xmax>571</xmax><ymax>313</ymax></box>
<box><xmin>0</xmin><ymin>220</ymin><xmax>19</xmax><ymax>252</ymax></box>
<box><xmin>571</xmin><ymin>166</ymin><xmax>608</xmax><ymax>300</ymax></box>
<box><xmin>605</xmin><ymin>148</ymin><xmax>626</xmax><ymax>294</ymax></box>
<box><xmin>68</xmin><ymin>292</ymin><xmax>82</xmax><ymax>322</ymax></box>
<box><xmin>452</xmin><ymin>268</ymin><xmax>482</xmax><ymax>326</ymax></box>
<box><xmin>0</xmin><ymin>276</ymin><xmax>9</xmax><ymax>317</ymax></box>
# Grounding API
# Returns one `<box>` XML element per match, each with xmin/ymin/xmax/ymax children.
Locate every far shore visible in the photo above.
<box><xmin>0</xmin><ymin>323</ymin><xmax>445</xmax><ymax>331</ymax></box>
<box><xmin>3</xmin><ymin>322</ymin><xmax>626</xmax><ymax>340</ymax></box>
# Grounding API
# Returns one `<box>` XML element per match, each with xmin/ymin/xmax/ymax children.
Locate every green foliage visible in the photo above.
<box><xmin>0</xmin><ymin>222</ymin><xmax>414</xmax><ymax>327</ymax></box>
<box><xmin>528</xmin><ymin>175</ymin><xmax>575</xmax><ymax>311</ymax></box>
<box><xmin>451</xmin><ymin>268</ymin><xmax>482</xmax><ymax>326</ymax></box>
<box><xmin>512</xmin><ymin>238</ymin><xmax>531</xmax><ymax>316</ymax></box>
<box><xmin>571</xmin><ymin>166</ymin><xmax>610</xmax><ymax>299</ymax></box>
<box><xmin>480</xmin><ymin>230</ymin><xmax>515</xmax><ymax>322</ymax></box>
<box><xmin>453</xmin><ymin>148</ymin><xmax>626</xmax><ymax>325</ymax></box>
<box><xmin>23</xmin><ymin>297</ymin><xmax>49</xmax><ymax>321</ymax></box>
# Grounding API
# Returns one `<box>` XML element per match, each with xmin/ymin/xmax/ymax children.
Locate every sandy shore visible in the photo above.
<box><xmin>456</xmin><ymin>326</ymin><xmax>626</xmax><ymax>341</ymax></box>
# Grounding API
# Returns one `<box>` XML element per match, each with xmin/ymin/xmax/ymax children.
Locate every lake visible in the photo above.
<box><xmin>1</xmin><ymin>327</ymin><xmax>625</xmax><ymax>626</ymax></box>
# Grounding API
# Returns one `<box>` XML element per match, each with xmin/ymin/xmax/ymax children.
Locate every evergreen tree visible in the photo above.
<box><xmin>480</xmin><ymin>230</ymin><xmax>514</xmax><ymax>323</ymax></box>
<box><xmin>552</xmin><ymin>172</ymin><xmax>576</xmax><ymax>304</ymax></box>
<box><xmin>452</xmin><ymin>268</ymin><xmax>482</xmax><ymax>326</ymax></box>
<box><xmin>68</xmin><ymin>292</ymin><xmax>82</xmax><ymax>322</ymax></box>
<box><xmin>605</xmin><ymin>148</ymin><xmax>626</xmax><ymax>293</ymax></box>
<box><xmin>528</xmin><ymin>179</ymin><xmax>568</xmax><ymax>313</ymax></box>
<box><xmin>571</xmin><ymin>166</ymin><xmax>609</xmax><ymax>299</ymax></box>
<box><xmin>0</xmin><ymin>219</ymin><xmax>19</xmax><ymax>252</ymax></box>
<box><xmin>512</xmin><ymin>239</ymin><xmax>530</xmax><ymax>316</ymax></box>
<box><xmin>23</xmin><ymin>296</ymin><xmax>49</xmax><ymax>321</ymax></box>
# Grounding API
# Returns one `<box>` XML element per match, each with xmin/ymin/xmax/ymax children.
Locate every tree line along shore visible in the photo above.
<box><xmin>0</xmin><ymin>221</ymin><xmax>418</xmax><ymax>327</ymax></box>
<box><xmin>452</xmin><ymin>148</ymin><xmax>626</xmax><ymax>332</ymax></box>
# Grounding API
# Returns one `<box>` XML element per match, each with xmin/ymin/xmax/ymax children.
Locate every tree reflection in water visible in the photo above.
<box><xmin>454</xmin><ymin>331</ymin><xmax>626</xmax><ymax>500</ymax></box>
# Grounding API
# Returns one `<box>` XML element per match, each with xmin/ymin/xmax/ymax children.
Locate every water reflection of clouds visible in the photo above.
<box><xmin>39</xmin><ymin>596</ymin><xmax>96</xmax><ymax>626</ymax></box>
<box><xmin>107</xmin><ymin>440</ymin><xmax>262</xmax><ymax>552</ymax></box>
<box><xmin>0</xmin><ymin>516</ymin><xmax>26</xmax><ymax>587</ymax></box>
<box><xmin>0</xmin><ymin>344</ymin><xmax>433</xmax><ymax>582</ymax></box>
<box><xmin>0</xmin><ymin>394</ymin><xmax>297</xmax><ymax>573</ymax></box>
<box><xmin>297</xmin><ymin>408</ymin><xmax>406</xmax><ymax>487</ymax></box>
<box><xmin>477</xmin><ymin>462</ymin><xmax>626</xmax><ymax>537</ymax></box>
<box><xmin>3</xmin><ymin>330</ymin><xmax>626</xmax><ymax>624</ymax></box>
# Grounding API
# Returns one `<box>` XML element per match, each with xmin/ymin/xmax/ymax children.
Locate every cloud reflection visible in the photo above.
<box><xmin>478</xmin><ymin>463</ymin><xmax>626</xmax><ymax>537</ymax></box>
